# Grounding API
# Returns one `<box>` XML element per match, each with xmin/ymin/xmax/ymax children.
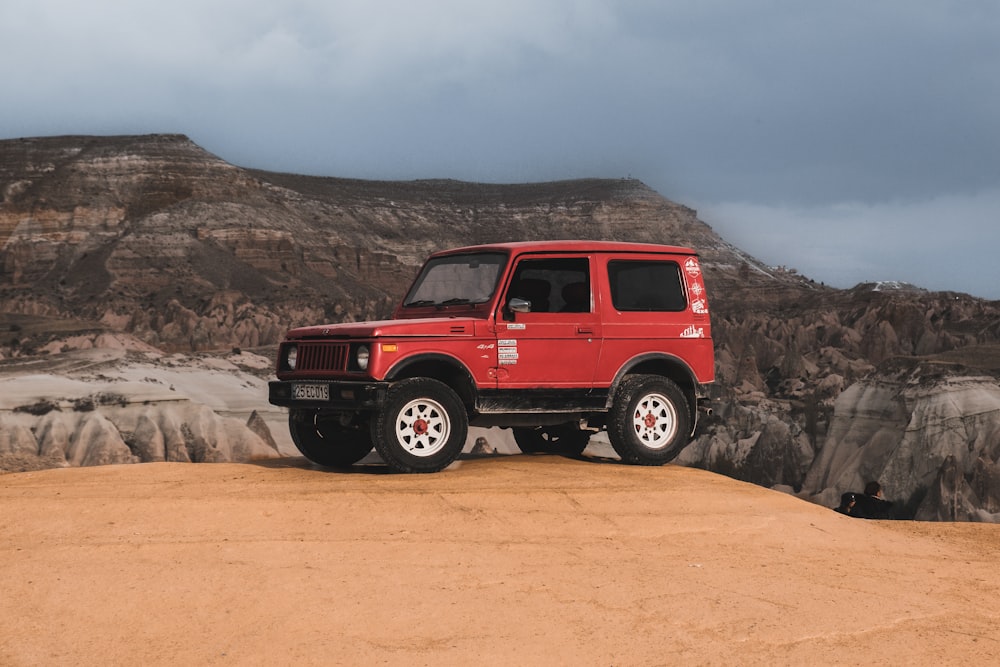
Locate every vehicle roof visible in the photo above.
<box><xmin>431</xmin><ymin>240</ymin><xmax>698</xmax><ymax>257</ymax></box>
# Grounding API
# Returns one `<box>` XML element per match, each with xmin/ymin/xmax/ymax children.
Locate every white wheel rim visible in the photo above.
<box><xmin>395</xmin><ymin>397</ymin><xmax>451</xmax><ymax>457</ymax></box>
<box><xmin>630</xmin><ymin>392</ymin><xmax>677</xmax><ymax>450</ymax></box>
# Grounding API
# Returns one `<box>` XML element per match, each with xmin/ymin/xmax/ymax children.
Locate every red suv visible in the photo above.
<box><xmin>269</xmin><ymin>241</ymin><xmax>714</xmax><ymax>472</ymax></box>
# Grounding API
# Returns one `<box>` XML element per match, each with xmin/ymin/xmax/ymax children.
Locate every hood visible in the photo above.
<box><xmin>285</xmin><ymin>317</ymin><xmax>482</xmax><ymax>340</ymax></box>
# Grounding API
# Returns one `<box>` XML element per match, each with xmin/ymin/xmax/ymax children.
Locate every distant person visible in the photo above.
<box><xmin>851</xmin><ymin>481</ymin><xmax>895</xmax><ymax>519</ymax></box>
<box><xmin>834</xmin><ymin>492</ymin><xmax>857</xmax><ymax>516</ymax></box>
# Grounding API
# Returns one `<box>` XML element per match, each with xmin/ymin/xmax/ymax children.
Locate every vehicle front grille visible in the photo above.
<box><xmin>296</xmin><ymin>342</ymin><xmax>349</xmax><ymax>371</ymax></box>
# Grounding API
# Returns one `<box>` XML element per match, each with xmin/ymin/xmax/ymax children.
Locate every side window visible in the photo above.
<box><xmin>508</xmin><ymin>258</ymin><xmax>590</xmax><ymax>313</ymax></box>
<box><xmin>608</xmin><ymin>260</ymin><xmax>687</xmax><ymax>312</ymax></box>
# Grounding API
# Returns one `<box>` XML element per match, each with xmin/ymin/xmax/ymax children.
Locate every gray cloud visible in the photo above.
<box><xmin>700</xmin><ymin>190</ymin><xmax>1000</xmax><ymax>298</ymax></box>
<box><xmin>2</xmin><ymin>1</ymin><xmax>998</xmax><ymax>297</ymax></box>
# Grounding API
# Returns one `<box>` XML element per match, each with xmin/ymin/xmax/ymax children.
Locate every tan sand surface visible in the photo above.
<box><xmin>2</xmin><ymin>455</ymin><xmax>998</xmax><ymax>666</ymax></box>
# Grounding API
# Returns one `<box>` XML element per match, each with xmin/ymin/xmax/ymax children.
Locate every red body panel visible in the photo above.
<box><xmin>275</xmin><ymin>241</ymin><xmax>714</xmax><ymax>393</ymax></box>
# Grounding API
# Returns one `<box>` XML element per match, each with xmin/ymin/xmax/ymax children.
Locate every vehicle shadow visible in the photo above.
<box><xmin>249</xmin><ymin>455</ymin><xmax>393</xmax><ymax>475</ymax></box>
<box><xmin>250</xmin><ymin>448</ymin><xmax>621</xmax><ymax>474</ymax></box>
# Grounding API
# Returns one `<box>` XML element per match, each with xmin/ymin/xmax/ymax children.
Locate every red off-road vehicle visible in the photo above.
<box><xmin>269</xmin><ymin>240</ymin><xmax>714</xmax><ymax>472</ymax></box>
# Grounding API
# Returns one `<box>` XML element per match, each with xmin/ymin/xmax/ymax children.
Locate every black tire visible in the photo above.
<box><xmin>370</xmin><ymin>378</ymin><xmax>468</xmax><ymax>473</ymax></box>
<box><xmin>607</xmin><ymin>375</ymin><xmax>691</xmax><ymax>466</ymax></box>
<box><xmin>288</xmin><ymin>409</ymin><xmax>374</xmax><ymax>467</ymax></box>
<box><xmin>512</xmin><ymin>423</ymin><xmax>590</xmax><ymax>456</ymax></box>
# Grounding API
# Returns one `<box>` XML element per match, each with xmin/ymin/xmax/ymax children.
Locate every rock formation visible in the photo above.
<box><xmin>799</xmin><ymin>359</ymin><xmax>1000</xmax><ymax>520</ymax></box>
<box><xmin>0</xmin><ymin>349</ymin><xmax>283</xmax><ymax>473</ymax></box>
<box><xmin>0</xmin><ymin>400</ymin><xmax>280</xmax><ymax>472</ymax></box>
<box><xmin>2</xmin><ymin>134</ymin><xmax>776</xmax><ymax>353</ymax></box>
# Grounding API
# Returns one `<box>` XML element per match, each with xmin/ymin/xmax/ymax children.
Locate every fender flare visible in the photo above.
<box><xmin>383</xmin><ymin>352</ymin><xmax>478</xmax><ymax>404</ymax></box>
<box><xmin>607</xmin><ymin>352</ymin><xmax>701</xmax><ymax>433</ymax></box>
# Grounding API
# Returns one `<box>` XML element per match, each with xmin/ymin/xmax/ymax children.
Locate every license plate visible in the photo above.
<box><xmin>292</xmin><ymin>383</ymin><xmax>329</xmax><ymax>400</ymax></box>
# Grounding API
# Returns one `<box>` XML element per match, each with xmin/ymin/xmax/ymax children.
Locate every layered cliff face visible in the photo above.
<box><xmin>0</xmin><ymin>135</ymin><xmax>411</xmax><ymax>351</ymax></box>
<box><xmin>692</xmin><ymin>292</ymin><xmax>1000</xmax><ymax>520</ymax></box>
<box><xmin>800</xmin><ymin>358</ymin><xmax>1000</xmax><ymax>521</ymax></box>
<box><xmin>1</xmin><ymin>134</ymin><xmax>777</xmax><ymax>353</ymax></box>
<box><xmin>3</xmin><ymin>134</ymin><xmax>1000</xmax><ymax>520</ymax></box>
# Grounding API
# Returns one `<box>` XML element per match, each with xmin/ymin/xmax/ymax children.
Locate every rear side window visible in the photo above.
<box><xmin>608</xmin><ymin>260</ymin><xmax>687</xmax><ymax>312</ymax></box>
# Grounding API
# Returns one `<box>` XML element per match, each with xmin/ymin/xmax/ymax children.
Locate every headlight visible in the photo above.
<box><xmin>356</xmin><ymin>345</ymin><xmax>370</xmax><ymax>371</ymax></box>
<box><xmin>286</xmin><ymin>345</ymin><xmax>297</xmax><ymax>371</ymax></box>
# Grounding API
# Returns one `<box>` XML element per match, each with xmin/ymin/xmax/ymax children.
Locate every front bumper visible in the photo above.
<box><xmin>268</xmin><ymin>380</ymin><xmax>388</xmax><ymax>410</ymax></box>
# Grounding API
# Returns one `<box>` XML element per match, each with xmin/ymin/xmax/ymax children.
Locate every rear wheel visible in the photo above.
<box><xmin>607</xmin><ymin>375</ymin><xmax>690</xmax><ymax>465</ymax></box>
<box><xmin>289</xmin><ymin>409</ymin><xmax>374</xmax><ymax>467</ymax></box>
<box><xmin>512</xmin><ymin>423</ymin><xmax>590</xmax><ymax>456</ymax></box>
<box><xmin>371</xmin><ymin>378</ymin><xmax>468</xmax><ymax>473</ymax></box>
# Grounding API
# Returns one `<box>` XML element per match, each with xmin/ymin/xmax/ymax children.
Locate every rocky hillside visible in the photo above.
<box><xmin>3</xmin><ymin>134</ymin><xmax>1000</xmax><ymax>521</ymax></box>
<box><xmin>0</xmin><ymin>133</ymin><xmax>799</xmax><ymax>353</ymax></box>
<box><xmin>802</xmin><ymin>355</ymin><xmax>1000</xmax><ymax>521</ymax></box>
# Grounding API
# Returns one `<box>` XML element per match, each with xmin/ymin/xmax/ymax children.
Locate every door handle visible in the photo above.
<box><xmin>577</xmin><ymin>327</ymin><xmax>593</xmax><ymax>335</ymax></box>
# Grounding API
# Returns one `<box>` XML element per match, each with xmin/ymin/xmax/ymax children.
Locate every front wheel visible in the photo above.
<box><xmin>370</xmin><ymin>378</ymin><xmax>468</xmax><ymax>473</ymax></box>
<box><xmin>607</xmin><ymin>375</ymin><xmax>691</xmax><ymax>466</ymax></box>
<box><xmin>289</xmin><ymin>409</ymin><xmax>374</xmax><ymax>467</ymax></box>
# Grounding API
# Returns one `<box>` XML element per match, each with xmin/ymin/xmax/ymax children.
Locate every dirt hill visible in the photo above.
<box><xmin>2</xmin><ymin>456</ymin><xmax>999</xmax><ymax>666</ymax></box>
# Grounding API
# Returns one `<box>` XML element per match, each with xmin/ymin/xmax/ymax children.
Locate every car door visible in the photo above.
<box><xmin>493</xmin><ymin>255</ymin><xmax>603</xmax><ymax>388</ymax></box>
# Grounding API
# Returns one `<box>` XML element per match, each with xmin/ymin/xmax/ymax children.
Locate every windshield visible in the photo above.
<box><xmin>403</xmin><ymin>252</ymin><xmax>507</xmax><ymax>307</ymax></box>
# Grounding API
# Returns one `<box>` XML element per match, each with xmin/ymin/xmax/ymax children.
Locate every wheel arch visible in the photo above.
<box><xmin>608</xmin><ymin>353</ymin><xmax>700</xmax><ymax>435</ymax></box>
<box><xmin>383</xmin><ymin>353</ymin><xmax>477</xmax><ymax>409</ymax></box>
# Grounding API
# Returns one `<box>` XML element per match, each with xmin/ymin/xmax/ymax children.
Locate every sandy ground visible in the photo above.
<box><xmin>2</xmin><ymin>454</ymin><xmax>999</xmax><ymax>666</ymax></box>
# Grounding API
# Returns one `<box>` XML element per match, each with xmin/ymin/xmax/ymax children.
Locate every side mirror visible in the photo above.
<box><xmin>508</xmin><ymin>297</ymin><xmax>531</xmax><ymax>314</ymax></box>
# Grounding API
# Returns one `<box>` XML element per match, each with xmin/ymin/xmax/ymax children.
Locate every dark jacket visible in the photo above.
<box><xmin>850</xmin><ymin>493</ymin><xmax>894</xmax><ymax>519</ymax></box>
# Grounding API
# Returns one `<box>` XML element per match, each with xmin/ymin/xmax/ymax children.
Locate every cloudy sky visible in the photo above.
<box><xmin>3</xmin><ymin>1</ymin><xmax>998</xmax><ymax>298</ymax></box>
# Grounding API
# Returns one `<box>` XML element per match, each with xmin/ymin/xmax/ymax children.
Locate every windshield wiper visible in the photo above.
<box><xmin>404</xmin><ymin>298</ymin><xmax>476</xmax><ymax>308</ymax></box>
